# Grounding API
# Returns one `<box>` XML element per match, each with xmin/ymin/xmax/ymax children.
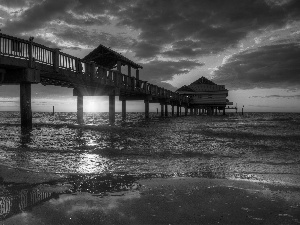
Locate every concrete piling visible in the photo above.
<box><xmin>165</xmin><ymin>104</ymin><xmax>168</xmax><ymax>117</ymax></box>
<box><xmin>145</xmin><ymin>100</ymin><xmax>149</xmax><ymax>119</ymax></box>
<box><xmin>77</xmin><ymin>95</ymin><xmax>84</xmax><ymax>124</ymax></box>
<box><xmin>20</xmin><ymin>83</ymin><xmax>32</xmax><ymax>130</ymax></box>
<box><xmin>122</xmin><ymin>100</ymin><xmax>126</xmax><ymax>121</ymax></box>
<box><xmin>109</xmin><ymin>95</ymin><xmax>115</xmax><ymax>124</ymax></box>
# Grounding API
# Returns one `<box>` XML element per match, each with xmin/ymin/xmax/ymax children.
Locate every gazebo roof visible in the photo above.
<box><xmin>176</xmin><ymin>85</ymin><xmax>195</xmax><ymax>92</ymax></box>
<box><xmin>83</xmin><ymin>44</ymin><xmax>143</xmax><ymax>69</ymax></box>
<box><xmin>191</xmin><ymin>76</ymin><xmax>216</xmax><ymax>85</ymax></box>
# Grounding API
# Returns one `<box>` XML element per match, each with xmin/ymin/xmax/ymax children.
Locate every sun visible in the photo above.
<box><xmin>86</xmin><ymin>100</ymin><xmax>97</xmax><ymax>112</ymax></box>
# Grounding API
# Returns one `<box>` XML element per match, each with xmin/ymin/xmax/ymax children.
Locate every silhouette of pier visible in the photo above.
<box><xmin>0</xmin><ymin>33</ymin><xmax>191</xmax><ymax>129</ymax></box>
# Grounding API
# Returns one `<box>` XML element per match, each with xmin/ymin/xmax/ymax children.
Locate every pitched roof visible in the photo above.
<box><xmin>191</xmin><ymin>76</ymin><xmax>216</xmax><ymax>85</ymax></box>
<box><xmin>82</xmin><ymin>44</ymin><xmax>143</xmax><ymax>69</ymax></box>
<box><xmin>176</xmin><ymin>85</ymin><xmax>195</xmax><ymax>92</ymax></box>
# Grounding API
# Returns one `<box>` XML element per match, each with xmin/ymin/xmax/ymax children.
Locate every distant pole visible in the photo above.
<box><xmin>242</xmin><ymin>105</ymin><xmax>244</xmax><ymax>115</ymax></box>
<box><xmin>52</xmin><ymin>106</ymin><xmax>55</xmax><ymax>116</ymax></box>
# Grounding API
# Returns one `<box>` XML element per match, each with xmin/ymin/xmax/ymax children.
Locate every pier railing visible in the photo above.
<box><xmin>0</xmin><ymin>33</ymin><xmax>189</xmax><ymax>104</ymax></box>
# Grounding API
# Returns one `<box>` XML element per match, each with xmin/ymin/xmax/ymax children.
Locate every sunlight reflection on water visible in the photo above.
<box><xmin>0</xmin><ymin>112</ymin><xmax>299</xmax><ymax>184</ymax></box>
<box><xmin>76</xmin><ymin>153</ymin><xmax>109</xmax><ymax>174</ymax></box>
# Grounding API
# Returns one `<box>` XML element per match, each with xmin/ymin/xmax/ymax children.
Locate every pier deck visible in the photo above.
<box><xmin>0</xmin><ymin>33</ymin><xmax>190</xmax><ymax>128</ymax></box>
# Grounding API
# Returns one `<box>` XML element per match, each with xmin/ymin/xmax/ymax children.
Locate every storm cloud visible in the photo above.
<box><xmin>212</xmin><ymin>43</ymin><xmax>300</xmax><ymax>90</ymax></box>
<box><xmin>1</xmin><ymin>0</ymin><xmax>300</xmax><ymax>94</ymax></box>
<box><xmin>140</xmin><ymin>60</ymin><xmax>204</xmax><ymax>90</ymax></box>
<box><xmin>2</xmin><ymin>0</ymin><xmax>300</xmax><ymax>60</ymax></box>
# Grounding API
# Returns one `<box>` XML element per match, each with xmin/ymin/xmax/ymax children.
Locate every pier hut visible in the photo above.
<box><xmin>176</xmin><ymin>77</ymin><xmax>233</xmax><ymax>115</ymax></box>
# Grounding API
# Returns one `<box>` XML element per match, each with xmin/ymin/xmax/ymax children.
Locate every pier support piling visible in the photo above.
<box><xmin>20</xmin><ymin>83</ymin><xmax>32</xmax><ymax>130</ymax></box>
<box><xmin>145</xmin><ymin>100</ymin><xmax>149</xmax><ymax>119</ymax></box>
<box><xmin>122</xmin><ymin>100</ymin><xmax>126</xmax><ymax>121</ymax></box>
<box><xmin>77</xmin><ymin>95</ymin><xmax>84</xmax><ymax>124</ymax></box>
<box><xmin>160</xmin><ymin>103</ymin><xmax>164</xmax><ymax>117</ymax></box>
<box><xmin>171</xmin><ymin>104</ymin><xmax>174</xmax><ymax>116</ymax></box>
<box><xmin>185</xmin><ymin>107</ymin><xmax>188</xmax><ymax>116</ymax></box>
<box><xmin>165</xmin><ymin>104</ymin><xmax>168</xmax><ymax>117</ymax></box>
<box><xmin>109</xmin><ymin>95</ymin><xmax>115</xmax><ymax>124</ymax></box>
<box><xmin>177</xmin><ymin>105</ymin><xmax>180</xmax><ymax>117</ymax></box>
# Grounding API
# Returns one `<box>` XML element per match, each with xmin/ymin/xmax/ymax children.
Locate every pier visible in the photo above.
<box><xmin>0</xmin><ymin>33</ymin><xmax>191</xmax><ymax>129</ymax></box>
<box><xmin>0</xmin><ymin>33</ymin><xmax>234</xmax><ymax>129</ymax></box>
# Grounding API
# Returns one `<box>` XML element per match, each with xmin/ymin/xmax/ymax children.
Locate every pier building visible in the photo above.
<box><xmin>176</xmin><ymin>76</ymin><xmax>233</xmax><ymax>115</ymax></box>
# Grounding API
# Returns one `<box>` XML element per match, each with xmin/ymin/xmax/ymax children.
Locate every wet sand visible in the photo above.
<box><xmin>1</xmin><ymin>165</ymin><xmax>300</xmax><ymax>225</ymax></box>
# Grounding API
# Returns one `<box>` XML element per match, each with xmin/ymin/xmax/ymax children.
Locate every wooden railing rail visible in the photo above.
<box><xmin>0</xmin><ymin>33</ymin><xmax>190</xmax><ymax>104</ymax></box>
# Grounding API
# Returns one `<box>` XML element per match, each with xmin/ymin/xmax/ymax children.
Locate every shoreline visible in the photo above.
<box><xmin>1</xmin><ymin>164</ymin><xmax>300</xmax><ymax>224</ymax></box>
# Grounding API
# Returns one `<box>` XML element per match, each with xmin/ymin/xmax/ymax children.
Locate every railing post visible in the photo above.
<box><xmin>85</xmin><ymin>62</ymin><xmax>90</xmax><ymax>77</ymax></box>
<box><xmin>131</xmin><ymin>77</ymin><xmax>135</xmax><ymax>91</ymax></box>
<box><xmin>53</xmin><ymin>48</ymin><xmax>60</xmax><ymax>72</ymax></box>
<box><xmin>128</xmin><ymin>66</ymin><xmax>131</xmax><ymax>77</ymax></box>
<box><xmin>0</xmin><ymin>35</ymin><xmax>2</xmax><ymax>55</ymax></box>
<box><xmin>75</xmin><ymin>58</ymin><xmax>82</xmax><ymax>74</ymax></box>
<box><xmin>136</xmin><ymin>69</ymin><xmax>139</xmax><ymax>88</ymax></box>
<box><xmin>90</xmin><ymin>62</ymin><xmax>96</xmax><ymax>79</ymax></box>
<box><xmin>109</xmin><ymin>71</ymin><xmax>113</xmax><ymax>85</ymax></box>
<box><xmin>124</xmin><ymin>75</ymin><xmax>128</xmax><ymax>89</ymax></box>
<box><xmin>28</xmin><ymin>37</ymin><xmax>34</xmax><ymax>68</ymax></box>
<box><xmin>117</xmin><ymin>61</ymin><xmax>122</xmax><ymax>72</ymax></box>
<box><xmin>113</xmin><ymin>71</ymin><xmax>118</xmax><ymax>87</ymax></box>
<box><xmin>103</xmin><ymin>68</ymin><xmax>107</xmax><ymax>84</ymax></box>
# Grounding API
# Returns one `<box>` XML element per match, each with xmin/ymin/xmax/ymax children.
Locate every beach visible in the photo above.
<box><xmin>1</xmin><ymin>112</ymin><xmax>300</xmax><ymax>224</ymax></box>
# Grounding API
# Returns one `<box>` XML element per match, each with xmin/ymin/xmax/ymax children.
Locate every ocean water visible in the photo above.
<box><xmin>0</xmin><ymin>112</ymin><xmax>300</xmax><ymax>183</ymax></box>
<box><xmin>1</xmin><ymin>112</ymin><xmax>300</xmax><ymax>223</ymax></box>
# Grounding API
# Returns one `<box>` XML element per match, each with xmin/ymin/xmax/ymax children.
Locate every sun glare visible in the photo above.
<box><xmin>86</xmin><ymin>101</ymin><xmax>97</xmax><ymax>112</ymax></box>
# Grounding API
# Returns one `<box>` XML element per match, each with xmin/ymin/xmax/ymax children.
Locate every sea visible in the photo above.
<box><xmin>1</xmin><ymin>111</ymin><xmax>300</xmax><ymax>223</ymax></box>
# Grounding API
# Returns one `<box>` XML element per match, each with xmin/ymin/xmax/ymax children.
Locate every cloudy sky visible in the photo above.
<box><xmin>1</xmin><ymin>0</ymin><xmax>300</xmax><ymax>112</ymax></box>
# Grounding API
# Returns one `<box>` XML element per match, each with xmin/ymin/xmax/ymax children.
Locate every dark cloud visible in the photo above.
<box><xmin>56</xmin><ymin>12</ymin><xmax>109</xmax><ymax>27</ymax></box>
<box><xmin>1</xmin><ymin>0</ymin><xmax>300</xmax><ymax>92</ymax></box>
<box><xmin>2</xmin><ymin>0</ymin><xmax>300</xmax><ymax>60</ymax></box>
<box><xmin>0</xmin><ymin>0</ymin><xmax>28</xmax><ymax>8</ymax></box>
<box><xmin>162</xmin><ymin>40</ymin><xmax>212</xmax><ymax>57</ymax></box>
<box><xmin>53</xmin><ymin>27</ymin><xmax>135</xmax><ymax>49</ymax></box>
<box><xmin>2</xmin><ymin>0</ymin><xmax>75</xmax><ymax>33</ymax></box>
<box><xmin>117</xmin><ymin>0</ymin><xmax>300</xmax><ymax>58</ymax></box>
<box><xmin>163</xmin><ymin>47</ymin><xmax>211</xmax><ymax>58</ymax></box>
<box><xmin>134</xmin><ymin>42</ymin><xmax>161</xmax><ymax>59</ymax></box>
<box><xmin>212</xmin><ymin>43</ymin><xmax>300</xmax><ymax>90</ymax></box>
<box><xmin>139</xmin><ymin>60</ymin><xmax>204</xmax><ymax>89</ymax></box>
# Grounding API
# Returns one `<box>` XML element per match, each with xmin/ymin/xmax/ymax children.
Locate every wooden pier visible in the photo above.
<box><xmin>0</xmin><ymin>33</ymin><xmax>192</xmax><ymax>129</ymax></box>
